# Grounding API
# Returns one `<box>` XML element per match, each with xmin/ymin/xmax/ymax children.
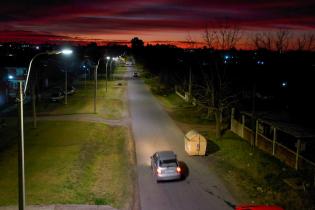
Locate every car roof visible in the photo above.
<box><xmin>156</xmin><ymin>151</ymin><xmax>177</xmax><ymax>160</ymax></box>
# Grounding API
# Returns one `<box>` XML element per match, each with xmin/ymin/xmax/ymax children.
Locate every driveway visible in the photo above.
<box><xmin>127</xmin><ymin>66</ymin><xmax>236</xmax><ymax>210</ymax></box>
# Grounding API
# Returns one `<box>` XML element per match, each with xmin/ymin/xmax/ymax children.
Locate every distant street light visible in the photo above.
<box><xmin>19</xmin><ymin>48</ymin><xmax>72</xmax><ymax>210</ymax></box>
<box><xmin>109</xmin><ymin>57</ymin><xmax>118</xmax><ymax>80</ymax></box>
<box><xmin>105</xmin><ymin>56</ymin><xmax>111</xmax><ymax>92</ymax></box>
<box><xmin>94</xmin><ymin>56</ymin><xmax>104</xmax><ymax>113</ymax></box>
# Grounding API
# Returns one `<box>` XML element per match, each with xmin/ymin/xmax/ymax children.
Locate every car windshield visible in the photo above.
<box><xmin>160</xmin><ymin>159</ymin><xmax>177</xmax><ymax>167</ymax></box>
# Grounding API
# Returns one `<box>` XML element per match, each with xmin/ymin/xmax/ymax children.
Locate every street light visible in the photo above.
<box><xmin>94</xmin><ymin>56</ymin><xmax>104</xmax><ymax>113</ymax></box>
<box><xmin>18</xmin><ymin>48</ymin><xmax>72</xmax><ymax>210</ymax></box>
<box><xmin>110</xmin><ymin>57</ymin><xmax>118</xmax><ymax>80</ymax></box>
<box><xmin>105</xmin><ymin>56</ymin><xmax>110</xmax><ymax>92</ymax></box>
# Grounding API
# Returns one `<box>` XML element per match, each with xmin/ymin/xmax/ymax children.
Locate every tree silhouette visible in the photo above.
<box><xmin>131</xmin><ymin>37</ymin><xmax>144</xmax><ymax>49</ymax></box>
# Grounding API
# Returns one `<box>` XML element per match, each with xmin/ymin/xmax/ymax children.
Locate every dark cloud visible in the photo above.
<box><xmin>0</xmin><ymin>0</ymin><xmax>314</xmax><ymax>43</ymax></box>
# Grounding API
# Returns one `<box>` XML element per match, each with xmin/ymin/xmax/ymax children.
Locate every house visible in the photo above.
<box><xmin>0</xmin><ymin>67</ymin><xmax>26</xmax><ymax>105</ymax></box>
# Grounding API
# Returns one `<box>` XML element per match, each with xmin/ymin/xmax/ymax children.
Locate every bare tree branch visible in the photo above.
<box><xmin>186</xmin><ymin>33</ymin><xmax>196</xmax><ymax>49</ymax></box>
<box><xmin>214</xmin><ymin>22</ymin><xmax>242</xmax><ymax>50</ymax></box>
<box><xmin>296</xmin><ymin>32</ymin><xmax>315</xmax><ymax>51</ymax></box>
<box><xmin>203</xmin><ymin>24</ymin><xmax>216</xmax><ymax>49</ymax></box>
<box><xmin>275</xmin><ymin>29</ymin><xmax>291</xmax><ymax>53</ymax></box>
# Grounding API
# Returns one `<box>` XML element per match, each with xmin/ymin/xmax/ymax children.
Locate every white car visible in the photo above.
<box><xmin>150</xmin><ymin>151</ymin><xmax>181</xmax><ymax>182</ymax></box>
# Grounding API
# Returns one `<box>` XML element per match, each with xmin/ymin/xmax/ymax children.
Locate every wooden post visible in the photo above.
<box><xmin>272</xmin><ymin>127</ymin><xmax>277</xmax><ymax>156</ymax></box>
<box><xmin>231</xmin><ymin>108</ymin><xmax>235</xmax><ymax>130</ymax></box>
<box><xmin>254</xmin><ymin>120</ymin><xmax>259</xmax><ymax>147</ymax></box>
<box><xmin>295</xmin><ymin>139</ymin><xmax>301</xmax><ymax>170</ymax></box>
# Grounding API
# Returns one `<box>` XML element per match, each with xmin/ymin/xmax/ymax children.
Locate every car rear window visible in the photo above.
<box><xmin>160</xmin><ymin>159</ymin><xmax>177</xmax><ymax>167</ymax></box>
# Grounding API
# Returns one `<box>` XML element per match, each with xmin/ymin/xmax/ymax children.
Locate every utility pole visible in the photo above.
<box><xmin>32</xmin><ymin>83</ymin><xmax>37</xmax><ymax>128</ymax></box>
<box><xmin>188</xmin><ymin>66</ymin><xmax>192</xmax><ymax>102</ymax></box>
<box><xmin>94</xmin><ymin>65</ymin><xmax>97</xmax><ymax>113</ymax></box>
<box><xmin>65</xmin><ymin>69</ymin><xmax>68</xmax><ymax>105</ymax></box>
<box><xmin>18</xmin><ymin>81</ymin><xmax>25</xmax><ymax>210</ymax></box>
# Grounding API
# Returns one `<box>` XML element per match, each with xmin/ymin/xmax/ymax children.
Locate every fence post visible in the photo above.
<box><xmin>272</xmin><ymin>127</ymin><xmax>277</xmax><ymax>156</ymax></box>
<box><xmin>231</xmin><ymin>108</ymin><xmax>235</xmax><ymax>129</ymax></box>
<box><xmin>242</xmin><ymin>115</ymin><xmax>245</xmax><ymax>138</ymax></box>
<box><xmin>295</xmin><ymin>139</ymin><xmax>301</xmax><ymax>170</ymax></box>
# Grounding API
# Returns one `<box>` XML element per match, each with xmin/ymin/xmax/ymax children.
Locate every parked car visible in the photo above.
<box><xmin>150</xmin><ymin>151</ymin><xmax>181</xmax><ymax>182</ymax></box>
<box><xmin>63</xmin><ymin>86</ymin><xmax>76</xmax><ymax>95</ymax></box>
<box><xmin>50</xmin><ymin>91</ymin><xmax>64</xmax><ymax>102</ymax></box>
<box><xmin>235</xmin><ymin>205</ymin><xmax>284</xmax><ymax>210</ymax></box>
<box><xmin>133</xmin><ymin>72</ymin><xmax>138</xmax><ymax>78</ymax></box>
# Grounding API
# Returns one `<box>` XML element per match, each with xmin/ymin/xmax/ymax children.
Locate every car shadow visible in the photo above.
<box><xmin>178</xmin><ymin>161</ymin><xmax>189</xmax><ymax>180</ymax></box>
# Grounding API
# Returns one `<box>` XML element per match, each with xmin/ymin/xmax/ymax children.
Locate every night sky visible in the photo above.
<box><xmin>0</xmin><ymin>0</ymin><xmax>314</xmax><ymax>47</ymax></box>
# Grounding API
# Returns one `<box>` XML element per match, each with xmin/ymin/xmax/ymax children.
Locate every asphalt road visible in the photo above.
<box><xmin>127</xmin><ymin>66</ymin><xmax>236</xmax><ymax>210</ymax></box>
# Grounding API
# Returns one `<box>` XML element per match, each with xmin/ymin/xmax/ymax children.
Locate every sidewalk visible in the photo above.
<box><xmin>0</xmin><ymin>205</ymin><xmax>117</xmax><ymax>210</ymax></box>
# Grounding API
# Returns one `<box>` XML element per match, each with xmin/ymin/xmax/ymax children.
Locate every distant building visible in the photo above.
<box><xmin>0</xmin><ymin>67</ymin><xmax>26</xmax><ymax>105</ymax></box>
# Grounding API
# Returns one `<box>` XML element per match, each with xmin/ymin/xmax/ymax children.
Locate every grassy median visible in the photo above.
<box><xmin>32</xmin><ymin>79</ymin><xmax>127</xmax><ymax>119</ymax></box>
<box><xmin>0</xmin><ymin>121</ymin><xmax>132</xmax><ymax>208</ymax></box>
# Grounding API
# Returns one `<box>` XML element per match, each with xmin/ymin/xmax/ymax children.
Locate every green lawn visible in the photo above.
<box><xmin>0</xmin><ymin>121</ymin><xmax>132</xmax><ymax>208</ymax></box>
<box><xmin>25</xmin><ymin>70</ymin><xmax>127</xmax><ymax>119</ymax></box>
<box><xmin>206</xmin><ymin>132</ymin><xmax>314</xmax><ymax>210</ymax></box>
<box><xmin>156</xmin><ymin>93</ymin><xmax>214</xmax><ymax>124</ymax></box>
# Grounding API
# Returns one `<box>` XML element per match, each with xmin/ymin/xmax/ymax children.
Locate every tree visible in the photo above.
<box><xmin>275</xmin><ymin>29</ymin><xmax>291</xmax><ymax>53</ymax></box>
<box><xmin>251</xmin><ymin>32</ymin><xmax>274</xmax><ymax>50</ymax></box>
<box><xmin>295</xmin><ymin>32</ymin><xmax>315</xmax><ymax>51</ymax></box>
<box><xmin>131</xmin><ymin>37</ymin><xmax>144</xmax><ymax>49</ymax></box>
<box><xmin>203</xmin><ymin>25</ymin><xmax>216</xmax><ymax>49</ymax></box>
<box><xmin>214</xmin><ymin>22</ymin><xmax>242</xmax><ymax>50</ymax></box>
<box><xmin>198</xmin><ymin>23</ymin><xmax>241</xmax><ymax>137</ymax></box>
<box><xmin>186</xmin><ymin>33</ymin><xmax>197</xmax><ymax>49</ymax></box>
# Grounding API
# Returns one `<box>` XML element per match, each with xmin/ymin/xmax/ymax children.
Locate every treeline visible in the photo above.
<box><xmin>131</xmin><ymin>38</ymin><xmax>315</xmax><ymax>136</ymax></box>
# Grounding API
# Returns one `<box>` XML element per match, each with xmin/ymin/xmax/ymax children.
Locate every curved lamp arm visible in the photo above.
<box><xmin>23</xmin><ymin>49</ymin><xmax>72</xmax><ymax>94</ymax></box>
<box><xmin>24</xmin><ymin>52</ymin><xmax>47</xmax><ymax>94</ymax></box>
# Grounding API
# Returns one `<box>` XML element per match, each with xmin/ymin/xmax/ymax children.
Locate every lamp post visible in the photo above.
<box><xmin>105</xmin><ymin>56</ymin><xmax>110</xmax><ymax>92</ymax></box>
<box><xmin>19</xmin><ymin>49</ymin><xmax>72</xmax><ymax>210</ymax></box>
<box><xmin>83</xmin><ymin>65</ymin><xmax>87</xmax><ymax>89</ymax></box>
<box><xmin>109</xmin><ymin>59</ymin><xmax>114</xmax><ymax>81</ymax></box>
<box><xmin>65</xmin><ymin>68</ymin><xmax>68</xmax><ymax>105</ymax></box>
<box><xmin>94</xmin><ymin>57</ymin><xmax>103</xmax><ymax>113</ymax></box>
<box><xmin>110</xmin><ymin>57</ymin><xmax>118</xmax><ymax>79</ymax></box>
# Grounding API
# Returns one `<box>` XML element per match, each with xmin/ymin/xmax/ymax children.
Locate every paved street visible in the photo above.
<box><xmin>127</xmin><ymin>66</ymin><xmax>236</xmax><ymax>210</ymax></box>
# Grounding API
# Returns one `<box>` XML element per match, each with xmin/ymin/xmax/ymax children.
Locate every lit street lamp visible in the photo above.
<box><xmin>19</xmin><ymin>49</ymin><xmax>72</xmax><ymax>210</ymax></box>
<box><xmin>110</xmin><ymin>57</ymin><xmax>118</xmax><ymax>80</ymax></box>
<box><xmin>105</xmin><ymin>56</ymin><xmax>110</xmax><ymax>92</ymax></box>
<box><xmin>94</xmin><ymin>56</ymin><xmax>104</xmax><ymax>113</ymax></box>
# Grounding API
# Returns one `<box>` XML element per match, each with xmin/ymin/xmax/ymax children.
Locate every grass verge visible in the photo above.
<box><xmin>24</xmin><ymin>65</ymin><xmax>128</xmax><ymax>119</ymax></box>
<box><xmin>0</xmin><ymin>121</ymin><xmax>132</xmax><ymax>209</ymax></box>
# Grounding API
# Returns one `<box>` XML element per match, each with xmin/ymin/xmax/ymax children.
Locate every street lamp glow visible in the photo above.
<box><xmin>106</xmin><ymin>56</ymin><xmax>110</xmax><ymax>60</ymax></box>
<box><xmin>281</xmin><ymin>81</ymin><xmax>288</xmax><ymax>87</ymax></box>
<box><xmin>8</xmin><ymin>75</ymin><xmax>14</xmax><ymax>80</ymax></box>
<box><xmin>61</xmin><ymin>49</ymin><xmax>73</xmax><ymax>55</ymax></box>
